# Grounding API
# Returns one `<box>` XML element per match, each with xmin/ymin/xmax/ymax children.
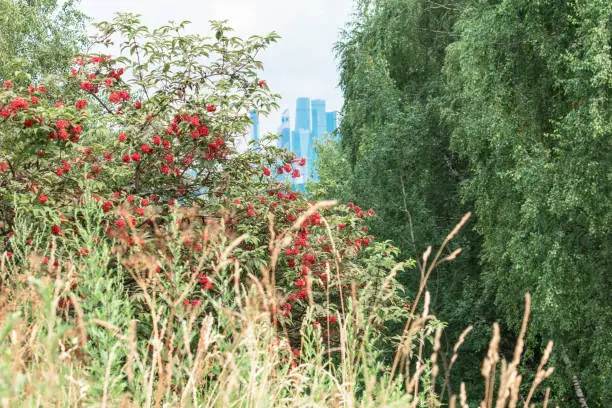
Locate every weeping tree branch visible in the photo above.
<box><xmin>562</xmin><ymin>350</ymin><xmax>589</xmax><ymax>408</ymax></box>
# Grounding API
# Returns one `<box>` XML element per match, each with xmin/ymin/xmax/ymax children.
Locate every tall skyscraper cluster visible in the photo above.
<box><xmin>250</xmin><ymin>98</ymin><xmax>338</xmax><ymax>191</ymax></box>
<box><xmin>280</xmin><ymin>97</ymin><xmax>337</xmax><ymax>190</ymax></box>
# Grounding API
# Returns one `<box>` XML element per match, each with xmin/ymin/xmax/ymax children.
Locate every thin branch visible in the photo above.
<box><xmin>399</xmin><ymin>170</ymin><xmax>421</xmax><ymax>270</ymax></box>
<box><xmin>91</xmin><ymin>92</ymin><xmax>115</xmax><ymax>115</ymax></box>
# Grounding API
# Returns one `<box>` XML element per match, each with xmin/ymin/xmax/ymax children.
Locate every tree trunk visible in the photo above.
<box><xmin>562</xmin><ymin>351</ymin><xmax>588</xmax><ymax>408</ymax></box>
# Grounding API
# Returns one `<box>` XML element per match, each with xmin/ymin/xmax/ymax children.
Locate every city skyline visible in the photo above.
<box><xmin>250</xmin><ymin>97</ymin><xmax>338</xmax><ymax>190</ymax></box>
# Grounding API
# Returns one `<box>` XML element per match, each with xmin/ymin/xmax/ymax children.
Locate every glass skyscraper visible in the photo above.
<box><xmin>311</xmin><ymin>100</ymin><xmax>326</xmax><ymax>139</ymax></box>
<box><xmin>308</xmin><ymin>100</ymin><xmax>326</xmax><ymax>181</ymax></box>
<box><xmin>278</xmin><ymin>109</ymin><xmax>291</xmax><ymax>150</ymax></box>
<box><xmin>294</xmin><ymin>97</ymin><xmax>311</xmax><ymax>133</ymax></box>
<box><xmin>326</xmin><ymin>111</ymin><xmax>337</xmax><ymax>134</ymax></box>
<box><xmin>292</xmin><ymin>97</ymin><xmax>311</xmax><ymax>176</ymax></box>
<box><xmin>250</xmin><ymin>98</ymin><xmax>339</xmax><ymax>191</ymax></box>
<box><xmin>250</xmin><ymin>110</ymin><xmax>260</xmax><ymax>143</ymax></box>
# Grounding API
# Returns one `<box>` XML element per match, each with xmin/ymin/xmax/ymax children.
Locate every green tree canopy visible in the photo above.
<box><xmin>0</xmin><ymin>0</ymin><xmax>88</xmax><ymax>83</ymax></box>
<box><xmin>445</xmin><ymin>0</ymin><xmax>611</xmax><ymax>402</ymax></box>
<box><xmin>317</xmin><ymin>0</ymin><xmax>611</xmax><ymax>404</ymax></box>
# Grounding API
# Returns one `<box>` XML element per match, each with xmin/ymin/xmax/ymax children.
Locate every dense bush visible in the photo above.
<box><xmin>0</xmin><ymin>13</ymin><xmax>400</xmax><ymax>337</ymax></box>
<box><xmin>0</xmin><ymin>14</ymin><xmax>415</xmax><ymax>405</ymax></box>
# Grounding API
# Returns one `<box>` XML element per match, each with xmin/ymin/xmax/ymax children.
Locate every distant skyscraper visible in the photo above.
<box><xmin>297</xmin><ymin>128</ymin><xmax>311</xmax><ymax>164</ymax></box>
<box><xmin>325</xmin><ymin>111</ymin><xmax>337</xmax><ymax>134</ymax></box>
<box><xmin>311</xmin><ymin>100</ymin><xmax>326</xmax><ymax>139</ymax></box>
<box><xmin>309</xmin><ymin>100</ymin><xmax>326</xmax><ymax>181</ymax></box>
<box><xmin>278</xmin><ymin>109</ymin><xmax>291</xmax><ymax>150</ymax></box>
<box><xmin>271</xmin><ymin>97</ymin><xmax>338</xmax><ymax>190</ymax></box>
<box><xmin>250</xmin><ymin>110</ymin><xmax>259</xmax><ymax>143</ymax></box>
<box><xmin>294</xmin><ymin>97</ymin><xmax>311</xmax><ymax>132</ymax></box>
<box><xmin>290</xmin><ymin>130</ymin><xmax>301</xmax><ymax>158</ymax></box>
<box><xmin>290</xmin><ymin>128</ymin><xmax>311</xmax><ymax>162</ymax></box>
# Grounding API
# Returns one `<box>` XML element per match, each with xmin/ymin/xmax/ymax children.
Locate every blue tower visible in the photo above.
<box><xmin>325</xmin><ymin>111</ymin><xmax>337</xmax><ymax>134</ymax></box>
<box><xmin>309</xmin><ymin>100</ymin><xmax>326</xmax><ymax>181</ymax></box>
<box><xmin>291</xmin><ymin>130</ymin><xmax>301</xmax><ymax>158</ymax></box>
<box><xmin>294</xmin><ymin>97</ymin><xmax>311</xmax><ymax>133</ymax></box>
<box><xmin>250</xmin><ymin>110</ymin><xmax>259</xmax><ymax>143</ymax></box>
<box><xmin>311</xmin><ymin>100</ymin><xmax>326</xmax><ymax>139</ymax></box>
<box><xmin>278</xmin><ymin>109</ymin><xmax>291</xmax><ymax>150</ymax></box>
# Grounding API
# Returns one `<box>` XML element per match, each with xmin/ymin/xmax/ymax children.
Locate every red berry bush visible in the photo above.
<box><xmin>0</xmin><ymin>14</ymin><xmax>410</xmax><ymax>395</ymax></box>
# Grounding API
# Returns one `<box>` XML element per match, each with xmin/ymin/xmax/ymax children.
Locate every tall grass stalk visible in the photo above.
<box><xmin>0</xmin><ymin>208</ymin><xmax>555</xmax><ymax>407</ymax></box>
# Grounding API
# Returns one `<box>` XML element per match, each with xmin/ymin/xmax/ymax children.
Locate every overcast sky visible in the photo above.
<box><xmin>80</xmin><ymin>0</ymin><xmax>355</xmax><ymax>136</ymax></box>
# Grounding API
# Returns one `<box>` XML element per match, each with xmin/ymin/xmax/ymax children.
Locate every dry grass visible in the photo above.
<box><xmin>0</xmin><ymin>210</ymin><xmax>556</xmax><ymax>407</ymax></box>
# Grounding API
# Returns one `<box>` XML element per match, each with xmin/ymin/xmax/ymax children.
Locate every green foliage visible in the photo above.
<box><xmin>315</xmin><ymin>0</ymin><xmax>487</xmax><ymax>400</ymax></box>
<box><xmin>309</xmin><ymin>133</ymin><xmax>352</xmax><ymax>201</ymax></box>
<box><xmin>317</xmin><ymin>0</ymin><xmax>611</xmax><ymax>405</ymax></box>
<box><xmin>445</xmin><ymin>0</ymin><xmax>612</xmax><ymax>403</ymax></box>
<box><xmin>325</xmin><ymin>0</ymin><xmax>474</xmax><ymax>289</ymax></box>
<box><xmin>0</xmin><ymin>0</ymin><xmax>88</xmax><ymax>83</ymax></box>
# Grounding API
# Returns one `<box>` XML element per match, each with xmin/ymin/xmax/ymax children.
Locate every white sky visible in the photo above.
<box><xmin>79</xmin><ymin>0</ymin><xmax>355</xmax><ymax>135</ymax></box>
